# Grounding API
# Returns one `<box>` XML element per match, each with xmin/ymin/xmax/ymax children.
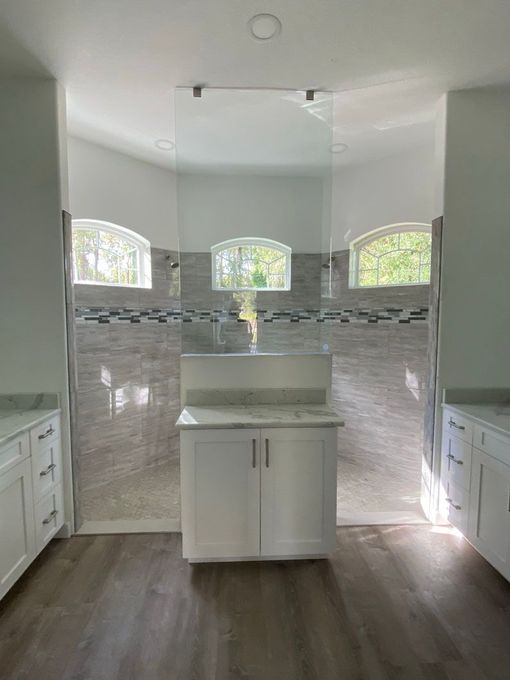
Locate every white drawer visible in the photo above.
<box><xmin>34</xmin><ymin>484</ymin><xmax>64</xmax><ymax>554</ymax></box>
<box><xmin>0</xmin><ymin>433</ymin><xmax>29</xmax><ymax>476</ymax></box>
<box><xmin>439</xmin><ymin>479</ymin><xmax>469</xmax><ymax>534</ymax></box>
<box><xmin>441</xmin><ymin>430</ymin><xmax>472</xmax><ymax>492</ymax></box>
<box><xmin>31</xmin><ymin>438</ymin><xmax>62</xmax><ymax>502</ymax></box>
<box><xmin>443</xmin><ymin>408</ymin><xmax>474</xmax><ymax>444</ymax></box>
<box><xmin>29</xmin><ymin>415</ymin><xmax>60</xmax><ymax>454</ymax></box>
<box><xmin>473</xmin><ymin>424</ymin><xmax>510</xmax><ymax>467</ymax></box>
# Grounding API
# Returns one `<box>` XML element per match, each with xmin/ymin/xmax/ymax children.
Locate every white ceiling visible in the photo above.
<box><xmin>1</xmin><ymin>1</ymin><xmax>510</xmax><ymax>169</ymax></box>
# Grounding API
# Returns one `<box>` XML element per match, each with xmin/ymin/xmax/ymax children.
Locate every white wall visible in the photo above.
<box><xmin>437</xmin><ymin>87</ymin><xmax>510</xmax><ymax>389</ymax></box>
<box><xmin>0</xmin><ymin>78</ymin><xmax>72</xmax><ymax>527</ymax></box>
<box><xmin>177</xmin><ymin>173</ymin><xmax>326</xmax><ymax>252</ymax></box>
<box><xmin>68</xmin><ymin>136</ymin><xmax>178</xmax><ymax>250</ymax></box>
<box><xmin>331</xmin><ymin>146</ymin><xmax>435</xmax><ymax>249</ymax></box>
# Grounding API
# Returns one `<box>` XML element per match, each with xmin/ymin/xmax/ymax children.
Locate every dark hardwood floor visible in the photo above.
<box><xmin>1</xmin><ymin>526</ymin><xmax>510</xmax><ymax>680</ymax></box>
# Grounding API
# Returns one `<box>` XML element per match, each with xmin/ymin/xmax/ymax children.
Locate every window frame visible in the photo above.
<box><xmin>71</xmin><ymin>219</ymin><xmax>152</xmax><ymax>289</ymax></box>
<box><xmin>211</xmin><ymin>237</ymin><xmax>292</xmax><ymax>292</ymax></box>
<box><xmin>349</xmin><ymin>223</ymin><xmax>432</xmax><ymax>289</ymax></box>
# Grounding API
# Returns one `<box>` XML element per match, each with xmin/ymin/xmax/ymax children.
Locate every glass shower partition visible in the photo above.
<box><xmin>175</xmin><ymin>88</ymin><xmax>334</xmax><ymax>355</ymax></box>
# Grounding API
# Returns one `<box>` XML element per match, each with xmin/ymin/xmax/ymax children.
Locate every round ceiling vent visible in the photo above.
<box><xmin>154</xmin><ymin>139</ymin><xmax>175</xmax><ymax>151</ymax></box>
<box><xmin>248</xmin><ymin>14</ymin><xmax>282</xmax><ymax>41</ymax></box>
<box><xmin>329</xmin><ymin>142</ymin><xmax>349</xmax><ymax>154</ymax></box>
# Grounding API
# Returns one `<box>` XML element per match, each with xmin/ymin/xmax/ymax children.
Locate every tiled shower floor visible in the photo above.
<box><xmin>81</xmin><ymin>453</ymin><xmax>424</xmax><ymax>528</ymax></box>
<box><xmin>336</xmin><ymin>454</ymin><xmax>426</xmax><ymax>523</ymax></box>
<box><xmin>80</xmin><ymin>459</ymin><xmax>180</xmax><ymax>523</ymax></box>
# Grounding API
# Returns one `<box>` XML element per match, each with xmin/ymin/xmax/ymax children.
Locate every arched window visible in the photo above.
<box><xmin>211</xmin><ymin>238</ymin><xmax>292</xmax><ymax>291</ymax></box>
<box><xmin>349</xmin><ymin>223</ymin><xmax>431</xmax><ymax>288</ymax></box>
<box><xmin>72</xmin><ymin>219</ymin><xmax>152</xmax><ymax>288</ymax></box>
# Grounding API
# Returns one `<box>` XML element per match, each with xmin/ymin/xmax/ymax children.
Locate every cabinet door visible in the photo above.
<box><xmin>180</xmin><ymin>429</ymin><xmax>260</xmax><ymax>559</ymax></box>
<box><xmin>260</xmin><ymin>427</ymin><xmax>337</xmax><ymax>557</ymax></box>
<box><xmin>468</xmin><ymin>449</ymin><xmax>510</xmax><ymax>581</ymax></box>
<box><xmin>0</xmin><ymin>459</ymin><xmax>36</xmax><ymax>600</ymax></box>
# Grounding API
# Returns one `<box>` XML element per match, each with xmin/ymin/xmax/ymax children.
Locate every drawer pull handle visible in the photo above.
<box><xmin>265</xmin><ymin>438</ymin><xmax>269</xmax><ymax>468</ymax></box>
<box><xmin>42</xmin><ymin>509</ymin><xmax>58</xmax><ymax>525</ymax></box>
<box><xmin>38</xmin><ymin>427</ymin><xmax>55</xmax><ymax>440</ymax></box>
<box><xmin>445</xmin><ymin>497</ymin><xmax>461</xmax><ymax>511</ymax></box>
<box><xmin>40</xmin><ymin>463</ymin><xmax>56</xmax><ymax>477</ymax></box>
<box><xmin>446</xmin><ymin>454</ymin><xmax>463</xmax><ymax>465</ymax></box>
<box><xmin>448</xmin><ymin>418</ymin><xmax>465</xmax><ymax>431</ymax></box>
<box><xmin>252</xmin><ymin>438</ymin><xmax>257</xmax><ymax>468</ymax></box>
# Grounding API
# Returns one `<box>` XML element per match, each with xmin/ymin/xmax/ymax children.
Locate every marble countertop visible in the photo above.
<box><xmin>0</xmin><ymin>409</ymin><xmax>61</xmax><ymax>447</ymax></box>
<box><xmin>176</xmin><ymin>403</ymin><xmax>344</xmax><ymax>430</ymax></box>
<box><xmin>443</xmin><ymin>403</ymin><xmax>510</xmax><ymax>438</ymax></box>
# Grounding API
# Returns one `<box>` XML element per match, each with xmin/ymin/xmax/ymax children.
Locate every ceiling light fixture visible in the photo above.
<box><xmin>329</xmin><ymin>142</ymin><xmax>349</xmax><ymax>154</ymax></box>
<box><xmin>248</xmin><ymin>13</ymin><xmax>282</xmax><ymax>41</ymax></box>
<box><xmin>154</xmin><ymin>139</ymin><xmax>175</xmax><ymax>151</ymax></box>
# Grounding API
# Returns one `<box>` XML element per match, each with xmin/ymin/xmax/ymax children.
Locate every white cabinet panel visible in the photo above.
<box><xmin>442</xmin><ymin>408</ymin><xmax>474</xmax><ymax>444</ymax></box>
<box><xmin>0</xmin><ymin>459</ymin><xmax>35</xmax><ymax>600</ymax></box>
<box><xmin>180</xmin><ymin>429</ymin><xmax>260</xmax><ymax>559</ymax></box>
<box><xmin>34</xmin><ymin>483</ymin><xmax>64</xmax><ymax>555</ymax></box>
<box><xmin>439</xmin><ymin>478</ymin><xmax>469</xmax><ymax>535</ymax></box>
<box><xmin>440</xmin><ymin>430</ymin><xmax>472</xmax><ymax>492</ymax></box>
<box><xmin>0</xmin><ymin>433</ymin><xmax>29</xmax><ymax>476</ymax></box>
<box><xmin>473</xmin><ymin>425</ymin><xmax>510</xmax><ymax>467</ymax></box>
<box><xmin>468</xmin><ymin>449</ymin><xmax>510</xmax><ymax>581</ymax></box>
<box><xmin>260</xmin><ymin>428</ymin><xmax>337</xmax><ymax>557</ymax></box>
<box><xmin>31</xmin><ymin>438</ymin><xmax>62</xmax><ymax>502</ymax></box>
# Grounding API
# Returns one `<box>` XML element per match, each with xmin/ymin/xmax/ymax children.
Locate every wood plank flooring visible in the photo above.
<box><xmin>1</xmin><ymin>526</ymin><xmax>510</xmax><ymax>680</ymax></box>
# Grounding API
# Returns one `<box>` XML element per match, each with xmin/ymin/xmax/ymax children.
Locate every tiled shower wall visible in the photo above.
<box><xmin>327</xmin><ymin>251</ymin><xmax>429</xmax><ymax>517</ymax></box>
<box><xmin>73</xmin><ymin>247</ymin><xmax>429</xmax><ymax>526</ymax></box>
<box><xmin>74</xmin><ymin>248</ymin><xmax>181</xmax><ymax>525</ymax></box>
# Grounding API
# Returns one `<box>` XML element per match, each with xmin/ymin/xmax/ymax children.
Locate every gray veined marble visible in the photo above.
<box><xmin>185</xmin><ymin>387</ymin><xmax>327</xmax><ymax>406</ymax></box>
<box><xmin>176</xmin><ymin>403</ymin><xmax>344</xmax><ymax>430</ymax></box>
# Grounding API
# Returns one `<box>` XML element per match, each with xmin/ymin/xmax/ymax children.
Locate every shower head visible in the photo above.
<box><xmin>322</xmin><ymin>256</ymin><xmax>336</xmax><ymax>269</ymax></box>
<box><xmin>165</xmin><ymin>255</ymin><xmax>180</xmax><ymax>269</ymax></box>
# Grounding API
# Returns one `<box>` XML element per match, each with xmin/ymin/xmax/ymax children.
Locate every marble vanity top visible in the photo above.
<box><xmin>0</xmin><ymin>393</ymin><xmax>61</xmax><ymax>446</ymax></box>
<box><xmin>0</xmin><ymin>409</ymin><xmax>61</xmax><ymax>447</ymax></box>
<box><xmin>444</xmin><ymin>403</ymin><xmax>510</xmax><ymax>438</ymax></box>
<box><xmin>176</xmin><ymin>403</ymin><xmax>344</xmax><ymax>430</ymax></box>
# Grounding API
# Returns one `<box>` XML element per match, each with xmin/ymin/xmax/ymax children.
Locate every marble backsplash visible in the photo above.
<box><xmin>0</xmin><ymin>393</ymin><xmax>60</xmax><ymax>410</ymax></box>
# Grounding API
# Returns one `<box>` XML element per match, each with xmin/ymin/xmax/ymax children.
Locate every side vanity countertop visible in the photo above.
<box><xmin>443</xmin><ymin>402</ymin><xmax>510</xmax><ymax>438</ymax></box>
<box><xmin>176</xmin><ymin>403</ymin><xmax>344</xmax><ymax>430</ymax></box>
<box><xmin>0</xmin><ymin>409</ymin><xmax>61</xmax><ymax>447</ymax></box>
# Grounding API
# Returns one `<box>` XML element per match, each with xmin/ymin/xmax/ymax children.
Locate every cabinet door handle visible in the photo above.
<box><xmin>446</xmin><ymin>454</ymin><xmax>463</xmax><ymax>465</ymax></box>
<box><xmin>40</xmin><ymin>463</ymin><xmax>56</xmax><ymax>477</ymax></box>
<box><xmin>38</xmin><ymin>427</ymin><xmax>55</xmax><ymax>440</ymax></box>
<box><xmin>445</xmin><ymin>497</ymin><xmax>461</xmax><ymax>510</ymax></box>
<box><xmin>42</xmin><ymin>509</ymin><xmax>58</xmax><ymax>525</ymax></box>
<box><xmin>252</xmin><ymin>438</ymin><xmax>257</xmax><ymax>468</ymax></box>
<box><xmin>448</xmin><ymin>418</ymin><xmax>465</xmax><ymax>431</ymax></box>
<box><xmin>265</xmin><ymin>438</ymin><xmax>269</xmax><ymax>468</ymax></box>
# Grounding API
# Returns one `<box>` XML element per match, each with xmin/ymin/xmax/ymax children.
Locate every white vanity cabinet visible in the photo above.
<box><xmin>441</xmin><ymin>405</ymin><xmax>510</xmax><ymax>582</ymax></box>
<box><xmin>0</xmin><ymin>413</ymin><xmax>63</xmax><ymax>600</ymax></box>
<box><xmin>0</xmin><ymin>436</ymin><xmax>35</xmax><ymax>600</ymax></box>
<box><xmin>180</xmin><ymin>427</ymin><xmax>337</xmax><ymax>561</ymax></box>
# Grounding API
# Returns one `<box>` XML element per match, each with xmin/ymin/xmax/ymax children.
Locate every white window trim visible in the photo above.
<box><xmin>211</xmin><ymin>237</ymin><xmax>292</xmax><ymax>292</ymax></box>
<box><xmin>72</xmin><ymin>219</ymin><xmax>152</xmax><ymax>289</ymax></box>
<box><xmin>349</xmin><ymin>222</ymin><xmax>431</xmax><ymax>289</ymax></box>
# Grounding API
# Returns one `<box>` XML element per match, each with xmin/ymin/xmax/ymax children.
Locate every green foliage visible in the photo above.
<box><xmin>72</xmin><ymin>228</ymin><xmax>139</xmax><ymax>285</ymax></box>
<box><xmin>215</xmin><ymin>243</ymin><xmax>288</xmax><ymax>290</ymax></box>
<box><xmin>358</xmin><ymin>230</ymin><xmax>431</xmax><ymax>287</ymax></box>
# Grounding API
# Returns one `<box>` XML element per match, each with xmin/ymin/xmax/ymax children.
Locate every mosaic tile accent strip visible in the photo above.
<box><xmin>75</xmin><ymin>307</ymin><xmax>429</xmax><ymax>324</ymax></box>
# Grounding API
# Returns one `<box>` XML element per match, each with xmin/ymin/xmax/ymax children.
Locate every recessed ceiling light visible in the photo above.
<box><xmin>248</xmin><ymin>13</ymin><xmax>282</xmax><ymax>41</ymax></box>
<box><xmin>154</xmin><ymin>139</ymin><xmax>175</xmax><ymax>151</ymax></box>
<box><xmin>329</xmin><ymin>142</ymin><xmax>348</xmax><ymax>154</ymax></box>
